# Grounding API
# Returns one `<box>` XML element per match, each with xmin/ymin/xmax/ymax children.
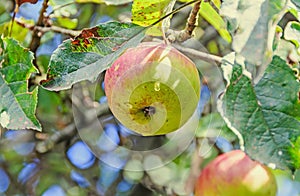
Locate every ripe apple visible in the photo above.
<box><xmin>104</xmin><ymin>42</ymin><xmax>200</xmax><ymax>136</ymax></box>
<box><xmin>194</xmin><ymin>150</ymin><xmax>277</xmax><ymax>196</ymax></box>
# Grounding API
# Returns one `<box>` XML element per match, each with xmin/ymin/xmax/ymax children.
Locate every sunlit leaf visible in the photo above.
<box><xmin>41</xmin><ymin>22</ymin><xmax>145</xmax><ymax>91</ymax></box>
<box><xmin>220</xmin><ymin>0</ymin><xmax>288</xmax><ymax>67</ymax></box>
<box><xmin>218</xmin><ymin>53</ymin><xmax>300</xmax><ymax>170</ymax></box>
<box><xmin>56</xmin><ymin>17</ymin><xmax>78</xmax><ymax>29</ymax></box>
<box><xmin>0</xmin><ymin>19</ymin><xmax>33</xmax><ymax>44</ymax></box>
<box><xmin>132</xmin><ymin>0</ymin><xmax>176</xmax><ymax>36</ymax></box>
<box><xmin>0</xmin><ymin>36</ymin><xmax>41</xmax><ymax>131</ymax></box>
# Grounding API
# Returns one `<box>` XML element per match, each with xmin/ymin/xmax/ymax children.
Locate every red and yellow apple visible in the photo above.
<box><xmin>104</xmin><ymin>42</ymin><xmax>200</xmax><ymax>136</ymax></box>
<box><xmin>195</xmin><ymin>150</ymin><xmax>277</xmax><ymax>196</ymax></box>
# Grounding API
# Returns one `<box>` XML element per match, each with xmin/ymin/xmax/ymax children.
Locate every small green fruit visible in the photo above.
<box><xmin>104</xmin><ymin>42</ymin><xmax>200</xmax><ymax>136</ymax></box>
<box><xmin>195</xmin><ymin>150</ymin><xmax>277</xmax><ymax>196</ymax></box>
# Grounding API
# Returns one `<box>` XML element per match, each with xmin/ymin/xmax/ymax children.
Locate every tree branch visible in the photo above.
<box><xmin>15</xmin><ymin>19</ymin><xmax>80</xmax><ymax>37</ymax></box>
<box><xmin>173</xmin><ymin>43</ymin><xmax>222</xmax><ymax>64</ymax></box>
<box><xmin>185</xmin><ymin>0</ymin><xmax>201</xmax><ymax>36</ymax></box>
<box><xmin>167</xmin><ymin>0</ymin><xmax>202</xmax><ymax>42</ymax></box>
<box><xmin>29</xmin><ymin>0</ymin><xmax>49</xmax><ymax>54</ymax></box>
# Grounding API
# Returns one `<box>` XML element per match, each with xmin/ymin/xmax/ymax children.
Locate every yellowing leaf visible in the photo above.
<box><xmin>132</xmin><ymin>0</ymin><xmax>176</xmax><ymax>36</ymax></box>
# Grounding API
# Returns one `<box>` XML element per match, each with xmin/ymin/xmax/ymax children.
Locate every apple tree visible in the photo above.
<box><xmin>0</xmin><ymin>0</ymin><xmax>299</xmax><ymax>195</ymax></box>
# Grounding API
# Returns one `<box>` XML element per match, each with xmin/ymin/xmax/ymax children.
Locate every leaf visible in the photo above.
<box><xmin>0</xmin><ymin>19</ymin><xmax>33</xmax><ymax>43</ymax></box>
<box><xmin>56</xmin><ymin>17</ymin><xmax>78</xmax><ymax>29</ymax></box>
<box><xmin>284</xmin><ymin>21</ymin><xmax>300</xmax><ymax>51</ymax></box>
<box><xmin>41</xmin><ymin>22</ymin><xmax>145</xmax><ymax>91</ymax></box>
<box><xmin>132</xmin><ymin>0</ymin><xmax>176</xmax><ymax>36</ymax></box>
<box><xmin>0</xmin><ymin>36</ymin><xmax>41</xmax><ymax>131</ymax></box>
<box><xmin>218</xmin><ymin>53</ymin><xmax>300</xmax><ymax>170</ymax></box>
<box><xmin>220</xmin><ymin>0</ymin><xmax>288</xmax><ymax>67</ymax></box>
<box><xmin>199</xmin><ymin>1</ymin><xmax>231</xmax><ymax>43</ymax></box>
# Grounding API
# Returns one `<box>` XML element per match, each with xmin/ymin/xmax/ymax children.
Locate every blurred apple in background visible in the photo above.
<box><xmin>195</xmin><ymin>150</ymin><xmax>277</xmax><ymax>196</ymax></box>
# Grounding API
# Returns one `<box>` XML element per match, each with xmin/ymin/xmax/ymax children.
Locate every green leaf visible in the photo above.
<box><xmin>41</xmin><ymin>22</ymin><xmax>145</xmax><ymax>91</ymax></box>
<box><xmin>218</xmin><ymin>53</ymin><xmax>300</xmax><ymax>170</ymax></box>
<box><xmin>131</xmin><ymin>0</ymin><xmax>176</xmax><ymax>36</ymax></box>
<box><xmin>0</xmin><ymin>19</ymin><xmax>34</xmax><ymax>45</ymax></box>
<box><xmin>220</xmin><ymin>0</ymin><xmax>288</xmax><ymax>66</ymax></box>
<box><xmin>0</xmin><ymin>36</ymin><xmax>41</xmax><ymax>131</ymax></box>
<box><xmin>199</xmin><ymin>1</ymin><xmax>231</xmax><ymax>43</ymax></box>
<box><xmin>284</xmin><ymin>21</ymin><xmax>300</xmax><ymax>51</ymax></box>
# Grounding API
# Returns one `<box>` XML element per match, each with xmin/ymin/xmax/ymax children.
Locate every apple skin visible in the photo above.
<box><xmin>104</xmin><ymin>42</ymin><xmax>200</xmax><ymax>136</ymax></box>
<box><xmin>195</xmin><ymin>150</ymin><xmax>277</xmax><ymax>196</ymax></box>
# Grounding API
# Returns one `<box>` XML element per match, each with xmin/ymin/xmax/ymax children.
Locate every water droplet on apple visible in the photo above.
<box><xmin>154</xmin><ymin>81</ymin><xmax>160</xmax><ymax>91</ymax></box>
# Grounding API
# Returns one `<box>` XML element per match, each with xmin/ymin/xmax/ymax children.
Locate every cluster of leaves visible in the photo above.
<box><xmin>0</xmin><ymin>0</ymin><xmax>300</xmax><ymax>195</ymax></box>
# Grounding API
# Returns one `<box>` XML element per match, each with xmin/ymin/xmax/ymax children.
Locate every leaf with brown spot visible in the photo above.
<box><xmin>41</xmin><ymin>22</ymin><xmax>145</xmax><ymax>91</ymax></box>
<box><xmin>132</xmin><ymin>0</ymin><xmax>176</xmax><ymax>36</ymax></box>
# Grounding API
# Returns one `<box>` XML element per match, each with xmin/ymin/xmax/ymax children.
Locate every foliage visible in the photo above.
<box><xmin>0</xmin><ymin>37</ymin><xmax>41</xmax><ymax>131</ymax></box>
<box><xmin>0</xmin><ymin>0</ymin><xmax>299</xmax><ymax>195</ymax></box>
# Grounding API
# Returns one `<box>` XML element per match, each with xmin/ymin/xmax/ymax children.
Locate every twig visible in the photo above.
<box><xmin>36</xmin><ymin>25</ymin><xmax>80</xmax><ymax>37</ymax></box>
<box><xmin>185</xmin><ymin>0</ymin><xmax>201</xmax><ymax>36</ymax></box>
<box><xmin>173</xmin><ymin>43</ymin><xmax>222</xmax><ymax>64</ymax></box>
<box><xmin>29</xmin><ymin>0</ymin><xmax>49</xmax><ymax>54</ymax></box>
<box><xmin>167</xmin><ymin>0</ymin><xmax>202</xmax><ymax>42</ymax></box>
<box><xmin>35</xmin><ymin>103</ymin><xmax>110</xmax><ymax>153</ymax></box>
<box><xmin>15</xmin><ymin>19</ymin><xmax>80</xmax><ymax>37</ymax></box>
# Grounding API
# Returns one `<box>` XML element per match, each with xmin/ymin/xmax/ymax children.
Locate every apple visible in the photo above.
<box><xmin>104</xmin><ymin>42</ymin><xmax>200</xmax><ymax>136</ymax></box>
<box><xmin>195</xmin><ymin>150</ymin><xmax>277</xmax><ymax>196</ymax></box>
